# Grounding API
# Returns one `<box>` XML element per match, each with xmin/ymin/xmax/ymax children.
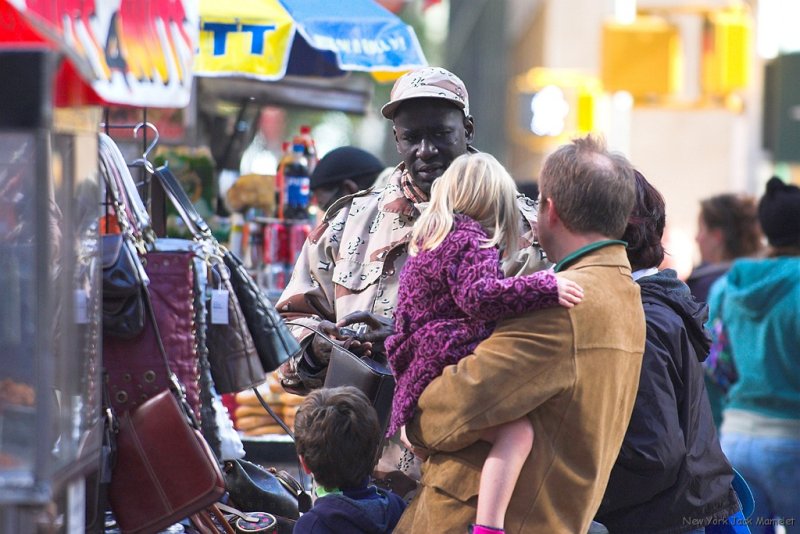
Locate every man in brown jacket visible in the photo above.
<box><xmin>396</xmin><ymin>136</ymin><xmax>647</xmax><ymax>534</ymax></box>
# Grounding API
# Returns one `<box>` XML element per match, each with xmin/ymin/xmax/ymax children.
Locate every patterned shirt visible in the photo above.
<box><xmin>384</xmin><ymin>215</ymin><xmax>559</xmax><ymax>437</ymax></box>
<box><xmin>277</xmin><ymin>163</ymin><xmax>549</xmax><ymax>477</ymax></box>
<box><xmin>277</xmin><ymin>164</ymin><xmax>548</xmax><ymax>374</ymax></box>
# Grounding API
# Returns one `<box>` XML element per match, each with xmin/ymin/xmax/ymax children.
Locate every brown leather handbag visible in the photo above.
<box><xmin>109</xmin><ymin>388</ymin><xmax>226</xmax><ymax>534</ymax></box>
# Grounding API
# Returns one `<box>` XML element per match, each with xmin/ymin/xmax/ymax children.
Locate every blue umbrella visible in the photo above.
<box><xmin>196</xmin><ymin>0</ymin><xmax>427</xmax><ymax>81</ymax></box>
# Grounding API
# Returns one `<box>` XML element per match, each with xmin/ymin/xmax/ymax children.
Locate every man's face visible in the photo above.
<box><xmin>392</xmin><ymin>99</ymin><xmax>474</xmax><ymax>196</ymax></box>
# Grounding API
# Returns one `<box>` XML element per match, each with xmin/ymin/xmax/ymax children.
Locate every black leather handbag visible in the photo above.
<box><xmin>223</xmin><ymin>459</ymin><xmax>311</xmax><ymax>519</ymax></box>
<box><xmin>286</xmin><ymin>323</ymin><xmax>396</xmax><ymax>438</ymax></box>
<box><xmin>100</xmin><ymin>142</ymin><xmax>149</xmax><ymax>340</ymax></box>
<box><xmin>324</xmin><ymin>343</ymin><xmax>396</xmax><ymax>439</ymax></box>
<box><xmin>101</xmin><ymin>233</ymin><xmax>146</xmax><ymax>339</ymax></box>
<box><xmin>222</xmin><ymin>249</ymin><xmax>302</xmax><ymax>373</ymax></box>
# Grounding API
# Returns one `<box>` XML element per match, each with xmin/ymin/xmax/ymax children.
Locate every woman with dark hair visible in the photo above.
<box><xmin>687</xmin><ymin>194</ymin><xmax>763</xmax><ymax>427</ymax></box>
<box><xmin>595</xmin><ymin>171</ymin><xmax>747</xmax><ymax>534</ymax></box>
<box><xmin>687</xmin><ymin>193</ymin><xmax>763</xmax><ymax>303</ymax></box>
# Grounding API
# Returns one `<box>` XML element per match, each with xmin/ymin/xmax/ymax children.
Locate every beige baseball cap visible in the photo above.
<box><xmin>380</xmin><ymin>67</ymin><xmax>470</xmax><ymax>119</ymax></box>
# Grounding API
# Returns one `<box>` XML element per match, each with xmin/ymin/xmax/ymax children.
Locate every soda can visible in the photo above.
<box><xmin>262</xmin><ymin>221</ymin><xmax>279</xmax><ymax>265</ymax></box>
<box><xmin>289</xmin><ymin>222</ymin><xmax>311</xmax><ymax>264</ymax></box>
<box><xmin>276</xmin><ymin>222</ymin><xmax>291</xmax><ymax>264</ymax></box>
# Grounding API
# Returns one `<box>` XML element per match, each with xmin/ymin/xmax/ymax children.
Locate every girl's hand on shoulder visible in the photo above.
<box><xmin>555</xmin><ymin>275</ymin><xmax>584</xmax><ymax>308</ymax></box>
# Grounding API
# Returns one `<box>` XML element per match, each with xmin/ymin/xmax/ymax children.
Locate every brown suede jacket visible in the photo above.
<box><xmin>397</xmin><ymin>243</ymin><xmax>646</xmax><ymax>534</ymax></box>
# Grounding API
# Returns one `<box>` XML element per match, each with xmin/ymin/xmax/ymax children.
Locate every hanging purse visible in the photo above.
<box><xmin>109</xmin><ymin>388</ymin><xmax>226</xmax><ymax>534</ymax></box>
<box><xmin>101</xmin><ymin>234</ymin><xmax>146</xmax><ymax>338</ymax></box>
<box><xmin>152</xmin><ymin>164</ymin><xmax>300</xmax><ymax>374</ymax></box>
<box><xmin>223</xmin><ymin>249</ymin><xmax>302</xmax><ymax>372</ymax></box>
<box><xmin>99</xmin><ymin>143</ymin><xmax>149</xmax><ymax>339</ymax></box>
<box><xmin>205</xmin><ymin>257</ymin><xmax>266</xmax><ymax>394</ymax></box>
<box><xmin>286</xmin><ymin>323</ymin><xmax>396</xmax><ymax>439</ymax></box>
<box><xmin>108</xmin><ymin>279</ymin><xmax>226</xmax><ymax>534</ymax></box>
<box><xmin>100</xmin><ymin>134</ymin><xmax>202</xmax><ymax>417</ymax></box>
<box><xmin>104</xmin><ymin>250</ymin><xmax>202</xmax><ymax>417</ymax></box>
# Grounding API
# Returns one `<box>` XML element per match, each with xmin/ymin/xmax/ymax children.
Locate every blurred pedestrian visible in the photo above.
<box><xmin>707</xmin><ymin>177</ymin><xmax>800</xmax><ymax>534</ymax></box>
<box><xmin>687</xmin><ymin>192</ymin><xmax>763</xmax><ymax>428</ymax></box>
<box><xmin>595</xmin><ymin>171</ymin><xmax>745</xmax><ymax>534</ymax></box>
<box><xmin>687</xmin><ymin>193</ymin><xmax>762</xmax><ymax>303</ymax></box>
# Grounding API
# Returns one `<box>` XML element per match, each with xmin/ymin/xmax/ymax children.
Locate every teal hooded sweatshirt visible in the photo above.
<box><xmin>707</xmin><ymin>256</ymin><xmax>800</xmax><ymax>419</ymax></box>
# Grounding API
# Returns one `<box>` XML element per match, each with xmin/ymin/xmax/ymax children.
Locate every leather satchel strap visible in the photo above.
<box><xmin>140</xmin><ymin>266</ymin><xmax>200</xmax><ymax>429</ymax></box>
<box><xmin>152</xmin><ymin>164</ymin><xmax>213</xmax><ymax>239</ymax></box>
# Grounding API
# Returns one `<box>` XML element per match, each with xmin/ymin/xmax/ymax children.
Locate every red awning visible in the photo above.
<box><xmin>0</xmin><ymin>0</ymin><xmax>197</xmax><ymax>108</ymax></box>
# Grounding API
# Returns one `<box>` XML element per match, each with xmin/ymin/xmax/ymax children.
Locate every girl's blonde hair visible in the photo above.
<box><xmin>409</xmin><ymin>152</ymin><xmax>521</xmax><ymax>265</ymax></box>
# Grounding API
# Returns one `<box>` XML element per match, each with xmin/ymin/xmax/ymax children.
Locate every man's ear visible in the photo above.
<box><xmin>298</xmin><ymin>455</ymin><xmax>312</xmax><ymax>475</ymax></box>
<box><xmin>393</xmin><ymin>126</ymin><xmax>401</xmax><ymax>152</ymax></box>
<box><xmin>341</xmin><ymin>179</ymin><xmax>360</xmax><ymax>195</ymax></box>
<box><xmin>545</xmin><ymin>197</ymin><xmax>560</xmax><ymax>225</ymax></box>
<box><xmin>464</xmin><ymin>115</ymin><xmax>475</xmax><ymax>144</ymax></box>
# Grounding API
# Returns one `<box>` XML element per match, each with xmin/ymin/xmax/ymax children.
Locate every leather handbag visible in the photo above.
<box><xmin>100</xmin><ymin>141</ymin><xmax>149</xmax><ymax>340</ymax></box>
<box><xmin>109</xmin><ymin>388</ymin><xmax>226</xmax><ymax>534</ymax></box>
<box><xmin>222</xmin><ymin>249</ymin><xmax>301</xmax><ymax>372</ymax></box>
<box><xmin>223</xmin><ymin>459</ymin><xmax>310</xmax><ymax>519</ymax></box>
<box><xmin>285</xmin><ymin>322</ymin><xmax>396</xmax><ymax>438</ymax></box>
<box><xmin>151</xmin><ymin>164</ymin><xmax>301</xmax><ymax>374</ymax></box>
<box><xmin>104</xmin><ymin>250</ymin><xmax>202</xmax><ymax>417</ymax></box>
<box><xmin>206</xmin><ymin>259</ymin><xmax>266</xmax><ymax>394</ymax></box>
<box><xmin>147</xmin><ymin>165</ymin><xmax>268</xmax><ymax>394</ymax></box>
<box><xmin>324</xmin><ymin>343</ymin><xmax>396</xmax><ymax>438</ymax></box>
<box><xmin>101</xmin><ymin>234</ymin><xmax>146</xmax><ymax>339</ymax></box>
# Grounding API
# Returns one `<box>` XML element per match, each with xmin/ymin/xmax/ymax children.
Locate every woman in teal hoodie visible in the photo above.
<box><xmin>706</xmin><ymin>177</ymin><xmax>800</xmax><ymax>534</ymax></box>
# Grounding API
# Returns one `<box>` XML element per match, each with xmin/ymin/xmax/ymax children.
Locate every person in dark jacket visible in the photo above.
<box><xmin>293</xmin><ymin>386</ymin><xmax>406</xmax><ymax>533</ymax></box>
<box><xmin>595</xmin><ymin>171</ymin><xmax>745</xmax><ymax>534</ymax></box>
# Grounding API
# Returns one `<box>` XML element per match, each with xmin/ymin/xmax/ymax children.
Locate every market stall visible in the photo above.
<box><xmin>0</xmin><ymin>1</ymin><xmax>197</xmax><ymax>531</ymax></box>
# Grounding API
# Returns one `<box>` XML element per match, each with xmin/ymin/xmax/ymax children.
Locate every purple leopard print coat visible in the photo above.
<box><xmin>385</xmin><ymin>215</ymin><xmax>559</xmax><ymax>437</ymax></box>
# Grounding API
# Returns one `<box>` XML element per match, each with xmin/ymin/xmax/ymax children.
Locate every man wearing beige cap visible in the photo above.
<box><xmin>276</xmin><ymin>66</ymin><xmax>547</xmax><ymax>491</ymax></box>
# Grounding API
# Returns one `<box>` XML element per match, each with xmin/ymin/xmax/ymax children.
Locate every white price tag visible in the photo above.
<box><xmin>211</xmin><ymin>289</ymin><xmax>229</xmax><ymax>324</ymax></box>
<box><xmin>74</xmin><ymin>289</ymin><xmax>89</xmax><ymax>324</ymax></box>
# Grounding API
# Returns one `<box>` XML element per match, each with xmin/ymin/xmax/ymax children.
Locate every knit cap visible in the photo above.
<box><xmin>758</xmin><ymin>176</ymin><xmax>800</xmax><ymax>247</ymax></box>
<box><xmin>310</xmin><ymin>146</ymin><xmax>384</xmax><ymax>190</ymax></box>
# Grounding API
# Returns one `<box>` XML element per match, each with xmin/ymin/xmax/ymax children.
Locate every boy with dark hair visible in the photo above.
<box><xmin>293</xmin><ymin>386</ymin><xmax>406</xmax><ymax>534</ymax></box>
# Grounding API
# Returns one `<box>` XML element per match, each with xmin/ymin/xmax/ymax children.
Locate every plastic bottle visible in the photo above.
<box><xmin>283</xmin><ymin>143</ymin><xmax>310</xmax><ymax>220</ymax></box>
<box><xmin>275</xmin><ymin>141</ymin><xmax>291</xmax><ymax>219</ymax></box>
<box><xmin>298</xmin><ymin>125</ymin><xmax>318</xmax><ymax>174</ymax></box>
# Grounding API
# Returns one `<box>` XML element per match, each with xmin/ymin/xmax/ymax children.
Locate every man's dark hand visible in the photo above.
<box><xmin>308</xmin><ymin>320</ymin><xmax>341</xmax><ymax>365</ymax></box>
<box><xmin>336</xmin><ymin>311</ymin><xmax>395</xmax><ymax>355</ymax></box>
<box><xmin>310</xmin><ymin>319</ymin><xmax>374</xmax><ymax>360</ymax></box>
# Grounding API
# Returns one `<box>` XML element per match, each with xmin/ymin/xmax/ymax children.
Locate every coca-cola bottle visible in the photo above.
<box><xmin>283</xmin><ymin>143</ymin><xmax>310</xmax><ymax>220</ymax></box>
